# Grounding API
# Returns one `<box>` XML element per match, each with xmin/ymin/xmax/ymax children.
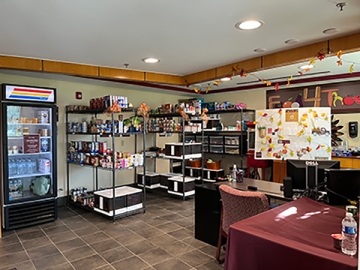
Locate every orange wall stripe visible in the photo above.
<box><xmin>100</xmin><ymin>67</ymin><xmax>145</xmax><ymax>81</ymax></box>
<box><xmin>0</xmin><ymin>56</ymin><xmax>42</xmax><ymax>71</ymax></box>
<box><xmin>43</xmin><ymin>60</ymin><xmax>98</xmax><ymax>76</ymax></box>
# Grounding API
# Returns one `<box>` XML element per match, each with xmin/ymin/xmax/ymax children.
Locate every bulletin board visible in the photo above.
<box><xmin>254</xmin><ymin>107</ymin><xmax>331</xmax><ymax>160</ymax></box>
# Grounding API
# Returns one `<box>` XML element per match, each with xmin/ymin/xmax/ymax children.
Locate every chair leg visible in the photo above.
<box><xmin>216</xmin><ymin>208</ymin><xmax>225</xmax><ymax>264</ymax></box>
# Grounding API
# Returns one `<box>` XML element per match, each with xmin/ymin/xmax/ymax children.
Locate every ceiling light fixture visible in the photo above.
<box><xmin>235</xmin><ymin>20</ymin><xmax>263</xmax><ymax>30</ymax></box>
<box><xmin>142</xmin><ymin>58</ymin><xmax>160</xmax><ymax>64</ymax></box>
<box><xmin>221</xmin><ymin>77</ymin><xmax>232</xmax><ymax>82</ymax></box>
<box><xmin>299</xmin><ymin>64</ymin><xmax>315</xmax><ymax>70</ymax></box>
<box><xmin>285</xmin><ymin>39</ymin><xmax>300</xmax><ymax>45</ymax></box>
<box><xmin>323</xmin><ymin>28</ymin><xmax>339</xmax><ymax>34</ymax></box>
<box><xmin>254</xmin><ymin>48</ymin><xmax>266</xmax><ymax>53</ymax></box>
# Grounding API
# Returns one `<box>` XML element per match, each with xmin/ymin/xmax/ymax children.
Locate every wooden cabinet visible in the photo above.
<box><xmin>272</xmin><ymin>160</ymin><xmax>287</xmax><ymax>183</ymax></box>
<box><xmin>272</xmin><ymin>157</ymin><xmax>360</xmax><ymax>184</ymax></box>
<box><xmin>331</xmin><ymin>157</ymin><xmax>360</xmax><ymax>168</ymax></box>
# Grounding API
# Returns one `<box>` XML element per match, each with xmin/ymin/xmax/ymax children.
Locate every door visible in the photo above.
<box><xmin>3</xmin><ymin>103</ymin><xmax>56</xmax><ymax>204</ymax></box>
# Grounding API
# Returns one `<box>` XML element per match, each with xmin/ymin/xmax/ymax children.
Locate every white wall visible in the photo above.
<box><xmin>0</xmin><ymin>70</ymin><xmax>189</xmax><ymax>197</ymax></box>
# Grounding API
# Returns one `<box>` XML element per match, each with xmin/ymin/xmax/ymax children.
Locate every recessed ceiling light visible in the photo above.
<box><xmin>299</xmin><ymin>64</ymin><xmax>315</xmax><ymax>70</ymax></box>
<box><xmin>285</xmin><ymin>39</ymin><xmax>300</xmax><ymax>45</ymax></box>
<box><xmin>254</xmin><ymin>48</ymin><xmax>266</xmax><ymax>53</ymax></box>
<box><xmin>142</xmin><ymin>58</ymin><xmax>160</xmax><ymax>64</ymax></box>
<box><xmin>221</xmin><ymin>77</ymin><xmax>232</xmax><ymax>82</ymax></box>
<box><xmin>323</xmin><ymin>28</ymin><xmax>339</xmax><ymax>34</ymax></box>
<box><xmin>235</xmin><ymin>20</ymin><xmax>263</xmax><ymax>30</ymax></box>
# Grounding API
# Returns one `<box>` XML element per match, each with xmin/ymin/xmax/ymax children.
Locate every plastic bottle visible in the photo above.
<box><xmin>341</xmin><ymin>212</ymin><xmax>357</xmax><ymax>256</ymax></box>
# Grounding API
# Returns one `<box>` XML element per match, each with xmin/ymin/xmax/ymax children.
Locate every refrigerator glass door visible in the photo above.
<box><xmin>5</xmin><ymin>105</ymin><xmax>54</xmax><ymax>203</ymax></box>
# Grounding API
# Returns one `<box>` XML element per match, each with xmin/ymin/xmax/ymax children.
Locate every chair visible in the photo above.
<box><xmin>216</xmin><ymin>185</ymin><xmax>270</xmax><ymax>263</ymax></box>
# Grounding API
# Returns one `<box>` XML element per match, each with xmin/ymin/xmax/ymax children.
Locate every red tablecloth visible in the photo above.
<box><xmin>224</xmin><ymin>197</ymin><xmax>358</xmax><ymax>270</ymax></box>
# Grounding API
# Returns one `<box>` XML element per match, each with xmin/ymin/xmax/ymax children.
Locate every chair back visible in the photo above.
<box><xmin>219</xmin><ymin>185</ymin><xmax>269</xmax><ymax>235</ymax></box>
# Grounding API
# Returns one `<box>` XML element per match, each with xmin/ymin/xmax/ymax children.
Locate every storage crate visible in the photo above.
<box><xmin>191</xmin><ymin>143</ymin><xmax>202</xmax><ymax>154</ymax></box>
<box><xmin>225</xmin><ymin>136</ymin><xmax>239</xmax><ymax>145</ymax></box>
<box><xmin>210</xmin><ymin>145</ymin><xmax>223</xmax><ymax>154</ymax></box>
<box><xmin>168</xmin><ymin>176</ymin><xmax>196</xmax><ymax>197</ymax></box>
<box><xmin>165</xmin><ymin>143</ymin><xmax>192</xmax><ymax>156</ymax></box>
<box><xmin>185</xmin><ymin>167</ymin><xmax>201</xmax><ymax>178</ymax></box>
<box><xmin>203</xmin><ymin>169</ymin><xmax>224</xmax><ymax>181</ymax></box>
<box><xmin>159</xmin><ymin>173</ymin><xmax>181</xmax><ymax>189</ymax></box>
<box><xmin>137</xmin><ymin>172</ymin><xmax>160</xmax><ymax>188</ymax></box>
<box><xmin>210</xmin><ymin>136</ymin><xmax>223</xmax><ymax>145</ymax></box>
<box><xmin>94</xmin><ymin>187</ymin><xmax>143</xmax><ymax>216</ymax></box>
<box><xmin>225</xmin><ymin>145</ymin><xmax>240</xmax><ymax>155</ymax></box>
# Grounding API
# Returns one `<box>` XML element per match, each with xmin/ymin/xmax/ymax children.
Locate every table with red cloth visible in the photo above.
<box><xmin>224</xmin><ymin>197</ymin><xmax>358</xmax><ymax>270</ymax></box>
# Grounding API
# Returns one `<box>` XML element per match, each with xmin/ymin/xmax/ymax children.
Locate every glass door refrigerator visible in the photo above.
<box><xmin>1</xmin><ymin>84</ymin><xmax>57</xmax><ymax>230</ymax></box>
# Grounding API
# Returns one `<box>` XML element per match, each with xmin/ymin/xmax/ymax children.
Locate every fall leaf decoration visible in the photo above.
<box><xmin>350</xmin><ymin>64</ymin><xmax>354</xmax><ymax>73</ymax></box>
<box><xmin>309</xmin><ymin>58</ymin><xmax>317</xmax><ymax>65</ymax></box>
<box><xmin>200</xmin><ymin>108</ymin><xmax>209</xmax><ymax>125</ymax></box>
<box><xmin>137</xmin><ymin>102</ymin><xmax>151</xmax><ymax>122</ymax></box>
<box><xmin>176</xmin><ymin>105</ymin><xmax>190</xmax><ymax>122</ymax></box>
<box><xmin>206</xmin><ymin>85</ymin><xmax>211</xmax><ymax>94</ymax></box>
<box><xmin>336</xmin><ymin>50</ymin><xmax>343</xmax><ymax>59</ymax></box>
<box><xmin>331</xmin><ymin>115</ymin><xmax>344</xmax><ymax>147</ymax></box>
<box><xmin>104</xmin><ymin>101</ymin><xmax>121</xmax><ymax>116</ymax></box>
<box><xmin>286</xmin><ymin>76</ymin><xmax>293</xmax><ymax>86</ymax></box>
<box><xmin>186</xmin><ymin>48</ymin><xmax>357</xmax><ymax>94</ymax></box>
<box><xmin>317</xmin><ymin>52</ymin><xmax>326</xmax><ymax>61</ymax></box>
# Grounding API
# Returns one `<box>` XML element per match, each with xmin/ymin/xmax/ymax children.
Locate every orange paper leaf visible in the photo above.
<box><xmin>337</xmin><ymin>60</ymin><xmax>343</xmax><ymax>66</ymax></box>
<box><xmin>336</xmin><ymin>50</ymin><xmax>343</xmax><ymax>59</ymax></box>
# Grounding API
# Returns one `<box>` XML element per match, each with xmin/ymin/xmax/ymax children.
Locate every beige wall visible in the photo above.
<box><xmin>205</xmin><ymin>89</ymin><xmax>267</xmax><ymax>110</ymax></box>
<box><xmin>333</xmin><ymin>114</ymin><xmax>360</xmax><ymax>149</ymax></box>
<box><xmin>0</xmin><ymin>70</ymin><xmax>188</xmax><ymax>197</ymax></box>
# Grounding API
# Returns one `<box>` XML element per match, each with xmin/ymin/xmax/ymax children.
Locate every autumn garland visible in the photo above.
<box><xmin>187</xmin><ymin>49</ymin><xmax>359</xmax><ymax>94</ymax></box>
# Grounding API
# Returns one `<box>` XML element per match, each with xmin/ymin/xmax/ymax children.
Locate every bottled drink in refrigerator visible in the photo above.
<box><xmin>31</xmin><ymin>159</ymin><xmax>37</xmax><ymax>173</ymax></box>
<box><xmin>26</xmin><ymin>159</ymin><xmax>32</xmax><ymax>174</ymax></box>
<box><xmin>8</xmin><ymin>159</ymin><xmax>14</xmax><ymax>176</ymax></box>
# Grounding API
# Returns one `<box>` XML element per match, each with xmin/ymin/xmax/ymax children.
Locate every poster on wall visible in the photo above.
<box><xmin>266</xmin><ymin>81</ymin><xmax>360</xmax><ymax>113</ymax></box>
<box><xmin>254</xmin><ymin>107</ymin><xmax>331</xmax><ymax>160</ymax></box>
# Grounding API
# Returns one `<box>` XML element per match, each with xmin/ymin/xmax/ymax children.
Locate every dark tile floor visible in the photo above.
<box><xmin>0</xmin><ymin>192</ymin><xmax>224</xmax><ymax>270</ymax></box>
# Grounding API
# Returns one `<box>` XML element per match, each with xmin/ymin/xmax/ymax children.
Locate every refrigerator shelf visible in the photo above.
<box><xmin>8</xmin><ymin>190</ymin><xmax>53</xmax><ymax>202</ymax></box>
<box><xmin>68</xmin><ymin>162</ymin><xmax>144</xmax><ymax>171</ymax></box>
<box><xmin>9</xmin><ymin>152</ymin><xmax>51</xmax><ymax>157</ymax></box>
<box><xmin>8</xmin><ymin>136</ymin><xmax>52</xmax><ymax>140</ymax></box>
<box><xmin>9</xmin><ymin>172</ymin><xmax>51</xmax><ymax>179</ymax></box>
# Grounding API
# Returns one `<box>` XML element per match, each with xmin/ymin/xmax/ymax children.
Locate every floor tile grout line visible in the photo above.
<box><xmin>13</xmin><ymin>229</ymin><xmax>38</xmax><ymax>270</ymax></box>
<box><xmin>38</xmin><ymin>226</ymin><xmax>77</xmax><ymax>270</ymax></box>
<box><xmin>59</xmin><ymin>214</ymin><xmax>115</xmax><ymax>270</ymax></box>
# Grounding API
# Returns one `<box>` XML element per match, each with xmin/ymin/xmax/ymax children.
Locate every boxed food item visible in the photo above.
<box><xmin>38</xmin><ymin>158</ymin><xmax>51</xmax><ymax>173</ymax></box>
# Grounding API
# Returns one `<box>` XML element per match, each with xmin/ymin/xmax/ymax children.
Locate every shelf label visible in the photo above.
<box><xmin>5</xmin><ymin>85</ymin><xmax>55</xmax><ymax>103</ymax></box>
<box><xmin>24</xmin><ymin>134</ymin><xmax>40</xmax><ymax>154</ymax></box>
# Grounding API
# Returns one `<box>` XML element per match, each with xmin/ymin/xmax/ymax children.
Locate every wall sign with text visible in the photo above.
<box><xmin>266</xmin><ymin>81</ymin><xmax>360</xmax><ymax>113</ymax></box>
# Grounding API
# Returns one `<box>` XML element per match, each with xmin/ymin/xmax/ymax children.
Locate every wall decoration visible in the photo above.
<box><xmin>186</xmin><ymin>49</ymin><xmax>359</xmax><ymax>94</ymax></box>
<box><xmin>254</xmin><ymin>108</ymin><xmax>331</xmax><ymax>160</ymax></box>
<box><xmin>266</xmin><ymin>81</ymin><xmax>360</xmax><ymax>113</ymax></box>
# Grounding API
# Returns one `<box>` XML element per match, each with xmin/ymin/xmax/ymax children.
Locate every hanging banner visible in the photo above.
<box><xmin>266</xmin><ymin>81</ymin><xmax>360</xmax><ymax>113</ymax></box>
